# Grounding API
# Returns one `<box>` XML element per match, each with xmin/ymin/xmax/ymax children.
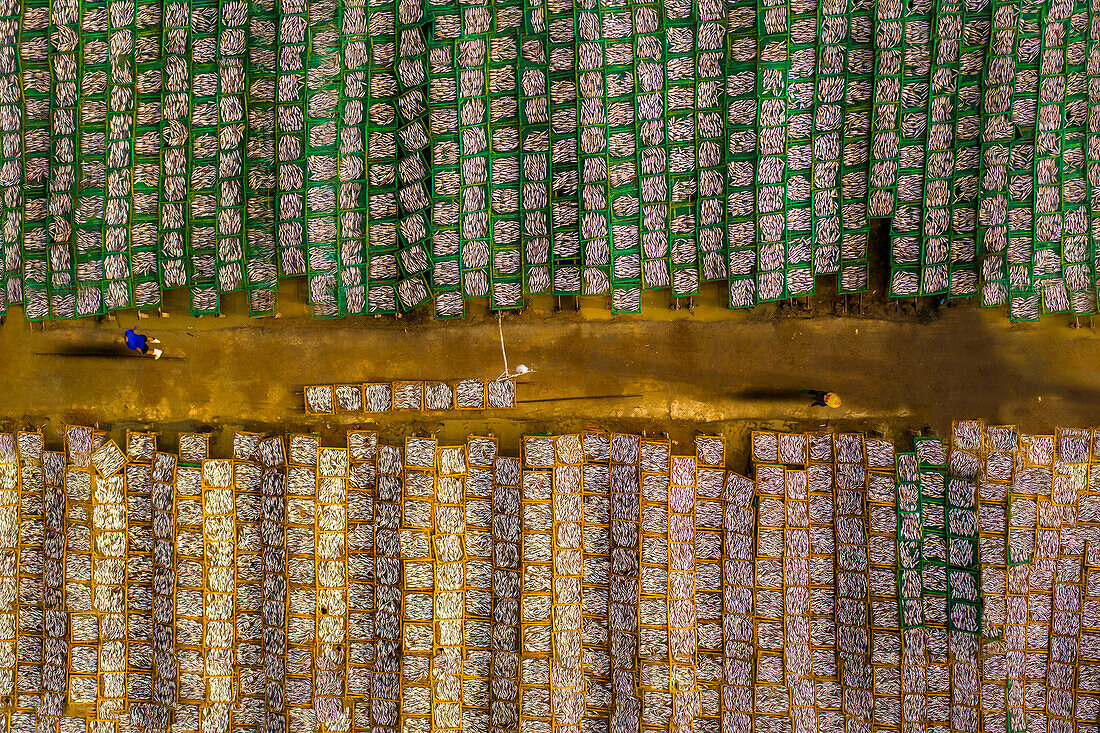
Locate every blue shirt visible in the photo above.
<box><xmin>125</xmin><ymin>329</ymin><xmax>147</xmax><ymax>352</ymax></box>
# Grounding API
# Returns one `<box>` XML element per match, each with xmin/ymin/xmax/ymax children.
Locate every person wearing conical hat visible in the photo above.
<box><xmin>802</xmin><ymin>389</ymin><xmax>840</xmax><ymax>408</ymax></box>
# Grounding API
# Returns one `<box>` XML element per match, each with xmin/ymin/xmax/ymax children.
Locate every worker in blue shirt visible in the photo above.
<box><xmin>125</xmin><ymin>329</ymin><xmax>162</xmax><ymax>360</ymax></box>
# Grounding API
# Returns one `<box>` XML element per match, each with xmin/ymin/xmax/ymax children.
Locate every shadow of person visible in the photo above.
<box><xmin>730</xmin><ymin>385</ymin><xmax>827</xmax><ymax>402</ymax></box>
<box><xmin>733</xmin><ymin>388</ymin><xmax>813</xmax><ymax>402</ymax></box>
<box><xmin>39</xmin><ymin>345</ymin><xmax>136</xmax><ymax>358</ymax></box>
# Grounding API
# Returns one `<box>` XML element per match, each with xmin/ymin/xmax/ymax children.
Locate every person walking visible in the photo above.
<box><xmin>125</xmin><ymin>328</ymin><xmax>162</xmax><ymax>360</ymax></box>
<box><xmin>801</xmin><ymin>389</ymin><xmax>840</xmax><ymax>407</ymax></box>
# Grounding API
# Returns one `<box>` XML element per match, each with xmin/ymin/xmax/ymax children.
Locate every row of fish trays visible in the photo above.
<box><xmin>303</xmin><ymin>378</ymin><xmax>517</xmax><ymax>415</ymax></box>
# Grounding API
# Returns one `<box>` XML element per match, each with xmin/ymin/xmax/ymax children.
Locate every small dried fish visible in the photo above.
<box><xmin>456</xmin><ymin>379</ymin><xmax>486</xmax><ymax>409</ymax></box>
<box><xmin>305</xmin><ymin>385</ymin><xmax>335</xmax><ymax>414</ymax></box>
<box><xmin>335</xmin><ymin>385</ymin><xmax>363</xmax><ymax>413</ymax></box>
<box><xmin>487</xmin><ymin>379</ymin><xmax>516</xmax><ymax>409</ymax></box>
<box><xmin>393</xmin><ymin>382</ymin><xmax>423</xmax><ymax>410</ymax></box>
<box><xmin>365</xmin><ymin>383</ymin><xmax>393</xmax><ymax>412</ymax></box>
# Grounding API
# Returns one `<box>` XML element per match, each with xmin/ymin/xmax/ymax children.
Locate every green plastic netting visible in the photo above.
<box><xmin>2</xmin><ymin>0</ymin><xmax>1100</xmax><ymax>320</ymax></box>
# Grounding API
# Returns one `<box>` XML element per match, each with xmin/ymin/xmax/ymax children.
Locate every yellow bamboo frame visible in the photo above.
<box><xmin>519</xmin><ymin>460</ymin><xmax>553</xmax><ymax>733</ymax></box>
<box><xmin>0</xmin><ymin>434</ymin><xmax>18</xmax><ymax>700</ymax></box>
<box><xmin>401</xmin><ymin>442</ymin><xmax>433</xmax><ymax>733</ymax></box>
<box><xmin>551</xmin><ymin>438</ymin><xmax>583</xmax><ymax>733</ymax></box>
<box><xmin>92</xmin><ymin>471</ymin><xmax>127</xmax><ymax>718</ymax></box>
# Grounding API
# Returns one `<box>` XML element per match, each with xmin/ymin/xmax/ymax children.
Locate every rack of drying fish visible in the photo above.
<box><xmin>1</xmin><ymin>420</ymin><xmax>1100</xmax><ymax>733</ymax></box>
<box><xmin>303</xmin><ymin>378</ymin><xmax>517</xmax><ymax>414</ymax></box>
<box><xmin>6</xmin><ymin>0</ymin><xmax>1100</xmax><ymax>322</ymax></box>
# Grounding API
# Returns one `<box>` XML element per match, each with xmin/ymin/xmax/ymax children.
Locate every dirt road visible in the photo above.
<box><xmin>2</xmin><ymin>286</ymin><xmax>1097</xmax><ymax>456</ymax></box>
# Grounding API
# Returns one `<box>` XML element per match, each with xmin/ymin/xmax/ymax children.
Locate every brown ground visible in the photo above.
<box><xmin>2</xmin><ymin>280</ymin><xmax>1098</xmax><ymax>462</ymax></box>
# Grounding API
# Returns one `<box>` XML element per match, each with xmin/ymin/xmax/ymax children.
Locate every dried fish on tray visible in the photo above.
<box><xmin>807</xmin><ymin>432</ymin><xmax>833</xmax><ymax>463</ymax></box>
<box><xmin>865</xmin><ymin>439</ymin><xmax>894</xmax><ymax>469</ymax></box>
<box><xmin>836</xmin><ymin>433</ymin><xmax>864</xmax><ymax>464</ymax></box>
<box><xmin>318</xmin><ymin>449</ymin><xmax>348</xmax><ymax>481</ymax></box>
<box><xmin>365</xmin><ymin>383</ymin><xmax>393</xmax><ymax>412</ymax></box>
<box><xmin>14</xmin><ymin>425</ymin><xmax>1100</xmax><ymax>725</ymax></box>
<box><xmin>335</xmin><ymin>385</ymin><xmax>363</xmax><ymax>413</ymax></box>
<box><xmin>639</xmin><ymin>441</ymin><xmax>669</xmax><ymax>474</ymax></box>
<box><xmin>425</xmin><ymin>382</ymin><xmax>454</xmax><ymax>411</ymax></box>
<box><xmin>1025</xmin><ymin>435</ymin><xmax>1054</xmax><ymax>467</ymax></box>
<box><xmin>304</xmin><ymin>385</ymin><xmax>335</xmax><ymax>415</ymax></box>
<box><xmin>179</xmin><ymin>433</ymin><xmax>209</xmax><ymax>464</ymax></box>
<box><xmin>456</xmin><ymin>379</ymin><xmax>486</xmax><ymax>409</ymax></box>
<box><xmin>127</xmin><ymin>432</ymin><xmax>156</xmax><ymax>462</ymax></box>
<box><xmin>985</xmin><ymin>425</ymin><xmax>1019</xmax><ymax>452</ymax></box>
<box><xmin>91</xmin><ymin>440</ymin><xmax>126</xmax><ymax>478</ymax></box>
<box><xmin>609</xmin><ymin>434</ymin><xmax>639</xmax><ymax>466</ymax></box>
<box><xmin>952</xmin><ymin>420</ymin><xmax>982</xmax><ymax>452</ymax></box>
<box><xmin>487</xmin><ymin>379</ymin><xmax>516</xmax><ymax>409</ymax></box>
<box><xmin>259</xmin><ymin>437</ymin><xmax>286</xmax><ymax>468</ymax></box>
<box><xmin>778</xmin><ymin>433</ymin><xmax>807</xmax><ymax>465</ymax></box>
<box><xmin>949</xmin><ymin>450</ymin><xmax>980</xmax><ymax>481</ymax></box>
<box><xmin>985</xmin><ymin>451</ymin><xmax>1012</xmax><ymax>482</ymax></box>
<box><xmin>405</xmin><ymin>438</ymin><xmax>436</xmax><ymax>469</ymax></box>
<box><xmin>914</xmin><ymin>437</ymin><xmax>945</xmax><ymax>467</ymax></box>
<box><xmin>289</xmin><ymin>434</ymin><xmax>320</xmax><ymax>467</ymax></box>
<box><xmin>433</xmin><ymin>447</ymin><xmax>463</xmax><ymax>478</ymax></box>
<box><xmin>752</xmin><ymin>432</ymin><xmax>779</xmax><ymax>463</ymax></box>
<box><xmin>695</xmin><ymin>437</ymin><xmax>724</xmax><ymax>467</ymax></box>
<box><xmin>523</xmin><ymin>437</ymin><xmax>554</xmax><ymax>469</ymax></box>
<box><xmin>392</xmin><ymin>381</ymin><xmax>423</xmax><ymax>410</ymax></box>
<box><xmin>727</xmin><ymin>278</ymin><xmax>756</xmax><ymax>308</ymax></box>
<box><xmin>66</xmin><ymin>425</ymin><xmax>94</xmax><ymax>466</ymax></box>
<box><xmin>1056</xmin><ymin>428</ymin><xmax>1090</xmax><ymax>464</ymax></box>
<box><xmin>463</xmin><ymin>438</ymin><xmax>495</xmax><ymax>471</ymax></box>
<box><xmin>347</xmin><ymin>431</ymin><xmax>377</xmax><ymax>463</ymax></box>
